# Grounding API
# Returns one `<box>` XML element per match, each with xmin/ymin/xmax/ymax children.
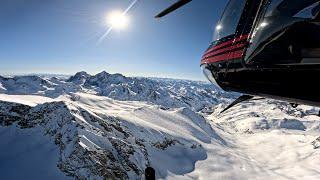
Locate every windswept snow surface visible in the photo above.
<box><xmin>0</xmin><ymin>72</ymin><xmax>319</xmax><ymax>179</ymax></box>
<box><xmin>0</xmin><ymin>94</ymin><xmax>55</xmax><ymax>106</ymax></box>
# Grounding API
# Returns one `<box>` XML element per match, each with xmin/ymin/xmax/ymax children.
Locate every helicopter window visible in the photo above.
<box><xmin>265</xmin><ymin>0</ymin><xmax>320</xmax><ymax>18</ymax></box>
<box><xmin>251</xmin><ymin>0</ymin><xmax>320</xmax><ymax>39</ymax></box>
<box><xmin>213</xmin><ymin>0</ymin><xmax>247</xmax><ymax>41</ymax></box>
<box><xmin>264</xmin><ymin>0</ymin><xmax>282</xmax><ymax>17</ymax></box>
<box><xmin>294</xmin><ymin>2</ymin><xmax>320</xmax><ymax>19</ymax></box>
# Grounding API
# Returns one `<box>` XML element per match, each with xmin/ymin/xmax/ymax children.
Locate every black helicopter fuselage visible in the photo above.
<box><xmin>201</xmin><ymin>0</ymin><xmax>320</xmax><ymax>106</ymax></box>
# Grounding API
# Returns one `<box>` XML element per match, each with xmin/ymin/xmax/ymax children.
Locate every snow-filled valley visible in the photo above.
<box><xmin>0</xmin><ymin>71</ymin><xmax>319</xmax><ymax>180</ymax></box>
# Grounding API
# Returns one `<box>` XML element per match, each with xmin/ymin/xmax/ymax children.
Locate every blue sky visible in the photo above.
<box><xmin>0</xmin><ymin>0</ymin><xmax>227</xmax><ymax>80</ymax></box>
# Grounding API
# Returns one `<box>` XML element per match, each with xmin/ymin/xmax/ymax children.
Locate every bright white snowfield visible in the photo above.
<box><xmin>0</xmin><ymin>71</ymin><xmax>319</xmax><ymax>180</ymax></box>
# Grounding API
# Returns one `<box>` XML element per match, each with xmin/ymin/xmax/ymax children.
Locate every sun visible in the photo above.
<box><xmin>106</xmin><ymin>11</ymin><xmax>129</xmax><ymax>30</ymax></box>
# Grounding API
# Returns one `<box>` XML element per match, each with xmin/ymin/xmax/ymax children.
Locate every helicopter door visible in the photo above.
<box><xmin>212</xmin><ymin>0</ymin><xmax>261</xmax><ymax>71</ymax></box>
<box><xmin>245</xmin><ymin>0</ymin><xmax>320</xmax><ymax>65</ymax></box>
<box><xmin>202</xmin><ymin>0</ymin><xmax>261</xmax><ymax>66</ymax></box>
<box><xmin>201</xmin><ymin>0</ymin><xmax>261</xmax><ymax>86</ymax></box>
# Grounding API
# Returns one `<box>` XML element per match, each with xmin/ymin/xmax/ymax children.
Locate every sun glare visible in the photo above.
<box><xmin>107</xmin><ymin>11</ymin><xmax>129</xmax><ymax>30</ymax></box>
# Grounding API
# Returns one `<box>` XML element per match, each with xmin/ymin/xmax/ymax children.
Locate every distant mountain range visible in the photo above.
<box><xmin>0</xmin><ymin>71</ymin><xmax>237</xmax><ymax>113</ymax></box>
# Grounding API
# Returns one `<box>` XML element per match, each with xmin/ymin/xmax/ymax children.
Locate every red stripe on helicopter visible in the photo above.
<box><xmin>201</xmin><ymin>49</ymin><xmax>244</xmax><ymax>64</ymax></box>
<box><xmin>203</xmin><ymin>43</ymin><xmax>246</xmax><ymax>59</ymax></box>
<box><xmin>204</xmin><ymin>34</ymin><xmax>249</xmax><ymax>55</ymax></box>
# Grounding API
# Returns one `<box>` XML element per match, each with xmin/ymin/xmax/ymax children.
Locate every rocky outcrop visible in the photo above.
<box><xmin>312</xmin><ymin>137</ymin><xmax>320</xmax><ymax>149</ymax></box>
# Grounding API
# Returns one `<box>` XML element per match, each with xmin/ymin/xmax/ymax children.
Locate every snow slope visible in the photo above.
<box><xmin>0</xmin><ymin>94</ymin><xmax>55</xmax><ymax>106</ymax></box>
<box><xmin>193</xmin><ymin>99</ymin><xmax>320</xmax><ymax>180</ymax></box>
<box><xmin>0</xmin><ymin>72</ymin><xmax>319</xmax><ymax>179</ymax></box>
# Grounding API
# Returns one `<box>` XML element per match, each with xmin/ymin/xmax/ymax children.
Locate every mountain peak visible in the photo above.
<box><xmin>95</xmin><ymin>71</ymin><xmax>110</xmax><ymax>78</ymax></box>
<box><xmin>74</xmin><ymin>71</ymin><xmax>90</xmax><ymax>77</ymax></box>
<box><xmin>67</xmin><ymin>71</ymin><xmax>91</xmax><ymax>84</ymax></box>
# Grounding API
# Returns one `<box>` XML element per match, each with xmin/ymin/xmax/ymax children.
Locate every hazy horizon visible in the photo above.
<box><xmin>0</xmin><ymin>69</ymin><xmax>212</xmax><ymax>82</ymax></box>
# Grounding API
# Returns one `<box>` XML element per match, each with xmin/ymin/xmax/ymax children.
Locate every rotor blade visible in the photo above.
<box><xmin>155</xmin><ymin>0</ymin><xmax>192</xmax><ymax>18</ymax></box>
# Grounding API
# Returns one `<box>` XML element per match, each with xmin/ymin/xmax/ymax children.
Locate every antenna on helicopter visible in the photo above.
<box><xmin>155</xmin><ymin>0</ymin><xmax>192</xmax><ymax>19</ymax></box>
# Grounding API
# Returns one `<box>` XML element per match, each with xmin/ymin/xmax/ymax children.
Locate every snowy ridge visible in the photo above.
<box><xmin>0</xmin><ymin>75</ymin><xmax>54</xmax><ymax>95</ymax></box>
<box><xmin>0</xmin><ymin>81</ymin><xmax>6</xmax><ymax>92</ymax></box>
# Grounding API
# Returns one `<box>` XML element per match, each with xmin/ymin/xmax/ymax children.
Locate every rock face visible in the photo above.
<box><xmin>66</xmin><ymin>71</ymin><xmax>90</xmax><ymax>85</ymax></box>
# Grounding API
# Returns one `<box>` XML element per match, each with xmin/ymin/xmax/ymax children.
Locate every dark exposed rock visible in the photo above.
<box><xmin>152</xmin><ymin>137</ymin><xmax>181</xmax><ymax>150</ymax></box>
<box><xmin>312</xmin><ymin>137</ymin><xmax>320</xmax><ymax>149</ymax></box>
<box><xmin>0</xmin><ymin>101</ymin><xmax>31</xmax><ymax>126</ymax></box>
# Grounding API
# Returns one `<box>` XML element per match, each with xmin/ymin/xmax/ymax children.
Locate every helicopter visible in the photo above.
<box><xmin>156</xmin><ymin>0</ymin><xmax>320</xmax><ymax>112</ymax></box>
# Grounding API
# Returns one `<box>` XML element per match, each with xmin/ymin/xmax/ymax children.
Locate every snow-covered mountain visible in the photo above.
<box><xmin>0</xmin><ymin>72</ymin><xmax>319</xmax><ymax>179</ymax></box>
<box><xmin>0</xmin><ymin>71</ymin><xmax>235</xmax><ymax>112</ymax></box>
